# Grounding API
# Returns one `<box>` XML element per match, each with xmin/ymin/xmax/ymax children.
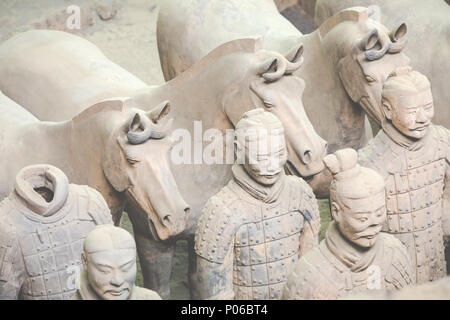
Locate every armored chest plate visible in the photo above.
<box><xmin>384</xmin><ymin>155</ymin><xmax>446</xmax><ymax>283</ymax></box>
<box><xmin>232</xmin><ymin>200</ymin><xmax>304</xmax><ymax>300</ymax></box>
<box><xmin>19</xmin><ymin>218</ymin><xmax>97</xmax><ymax>300</ymax></box>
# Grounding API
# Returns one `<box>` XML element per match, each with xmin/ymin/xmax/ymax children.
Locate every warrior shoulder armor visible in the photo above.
<box><xmin>194</xmin><ymin>185</ymin><xmax>243</xmax><ymax>264</ymax></box>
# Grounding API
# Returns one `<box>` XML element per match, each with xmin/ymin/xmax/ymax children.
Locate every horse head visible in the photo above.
<box><xmin>332</xmin><ymin>7</ymin><xmax>410</xmax><ymax>124</ymax></box>
<box><xmin>99</xmin><ymin>99</ymin><xmax>190</xmax><ymax>241</ymax></box>
<box><xmin>221</xmin><ymin>38</ymin><xmax>327</xmax><ymax>180</ymax></box>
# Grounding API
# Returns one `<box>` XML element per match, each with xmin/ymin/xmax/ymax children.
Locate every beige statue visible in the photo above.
<box><xmin>283</xmin><ymin>148</ymin><xmax>415</xmax><ymax>300</ymax></box>
<box><xmin>358</xmin><ymin>67</ymin><xmax>450</xmax><ymax>283</ymax></box>
<box><xmin>0</xmin><ymin>30</ymin><xmax>327</xmax><ymax>298</ymax></box>
<box><xmin>0</xmin><ymin>164</ymin><xmax>113</xmax><ymax>300</ymax></box>
<box><xmin>343</xmin><ymin>276</ymin><xmax>450</xmax><ymax>300</ymax></box>
<box><xmin>72</xmin><ymin>225</ymin><xmax>161</xmax><ymax>300</ymax></box>
<box><xmin>0</xmin><ymin>95</ymin><xmax>190</xmax><ymax>299</ymax></box>
<box><xmin>157</xmin><ymin>2</ymin><xmax>411</xmax><ymax>154</ymax></box>
<box><xmin>315</xmin><ymin>0</ymin><xmax>450</xmax><ymax>129</ymax></box>
<box><xmin>194</xmin><ymin>109</ymin><xmax>320</xmax><ymax>300</ymax></box>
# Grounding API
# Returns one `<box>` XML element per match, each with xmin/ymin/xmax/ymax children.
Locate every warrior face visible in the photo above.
<box><xmin>332</xmin><ymin>189</ymin><xmax>386</xmax><ymax>248</ymax></box>
<box><xmin>382</xmin><ymin>68</ymin><xmax>434</xmax><ymax>140</ymax></box>
<box><xmin>238</xmin><ymin>128</ymin><xmax>287</xmax><ymax>186</ymax></box>
<box><xmin>82</xmin><ymin>225</ymin><xmax>137</xmax><ymax>300</ymax></box>
<box><xmin>235</xmin><ymin>109</ymin><xmax>288</xmax><ymax>186</ymax></box>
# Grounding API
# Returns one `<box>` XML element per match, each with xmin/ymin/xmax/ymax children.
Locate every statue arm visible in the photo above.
<box><xmin>0</xmin><ymin>238</ymin><xmax>24</xmax><ymax>299</ymax></box>
<box><xmin>442</xmin><ymin>149</ymin><xmax>450</xmax><ymax>239</ymax></box>
<box><xmin>195</xmin><ymin>244</ymin><xmax>235</xmax><ymax>300</ymax></box>
<box><xmin>298</xmin><ymin>189</ymin><xmax>321</xmax><ymax>258</ymax></box>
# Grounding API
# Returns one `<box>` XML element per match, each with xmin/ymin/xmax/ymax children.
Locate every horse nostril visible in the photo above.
<box><xmin>301</xmin><ymin>150</ymin><xmax>312</xmax><ymax>164</ymax></box>
<box><xmin>324</xmin><ymin>142</ymin><xmax>328</xmax><ymax>153</ymax></box>
<box><xmin>184</xmin><ymin>207</ymin><xmax>190</xmax><ymax>215</ymax></box>
<box><xmin>163</xmin><ymin>215</ymin><xmax>172</xmax><ymax>225</ymax></box>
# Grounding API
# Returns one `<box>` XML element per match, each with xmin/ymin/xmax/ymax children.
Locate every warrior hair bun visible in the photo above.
<box><xmin>323</xmin><ymin>148</ymin><xmax>358</xmax><ymax>177</ymax></box>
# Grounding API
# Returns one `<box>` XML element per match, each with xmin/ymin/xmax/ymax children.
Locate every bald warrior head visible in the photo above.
<box><xmin>82</xmin><ymin>225</ymin><xmax>137</xmax><ymax>300</ymax></box>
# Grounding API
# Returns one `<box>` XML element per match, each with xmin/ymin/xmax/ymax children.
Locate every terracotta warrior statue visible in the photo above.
<box><xmin>283</xmin><ymin>148</ymin><xmax>415</xmax><ymax>300</ymax></box>
<box><xmin>194</xmin><ymin>109</ymin><xmax>320</xmax><ymax>300</ymax></box>
<box><xmin>72</xmin><ymin>225</ymin><xmax>161</xmax><ymax>300</ymax></box>
<box><xmin>358</xmin><ymin>67</ymin><xmax>450</xmax><ymax>283</ymax></box>
<box><xmin>0</xmin><ymin>164</ymin><xmax>113</xmax><ymax>300</ymax></box>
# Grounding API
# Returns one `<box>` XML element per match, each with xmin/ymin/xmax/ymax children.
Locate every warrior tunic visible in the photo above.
<box><xmin>0</xmin><ymin>175</ymin><xmax>112</xmax><ymax>300</ymax></box>
<box><xmin>282</xmin><ymin>221</ymin><xmax>415</xmax><ymax>300</ymax></box>
<box><xmin>195</xmin><ymin>164</ymin><xmax>320</xmax><ymax>300</ymax></box>
<box><xmin>358</xmin><ymin>124</ymin><xmax>450</xmax><ymax>283</ymax></box>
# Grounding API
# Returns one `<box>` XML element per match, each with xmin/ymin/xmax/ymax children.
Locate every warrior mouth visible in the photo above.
<box><xmin>106</xmin><ymin>288</ymin><xmax>128</xmax><ymax>296</ymax></box>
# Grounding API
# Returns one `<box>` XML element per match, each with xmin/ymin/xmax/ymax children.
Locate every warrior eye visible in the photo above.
<box><xmin>365</xmin><ymin>75</ymin><xmax>376</xmax><ymax>83</ymax></box>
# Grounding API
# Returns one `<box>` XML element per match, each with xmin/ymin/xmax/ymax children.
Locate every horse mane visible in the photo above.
<box><xmin>72</xmin><ymin>98</ymin><xmax>127</xmax><ymax>123</ymax></box>
<box><xmin>318</xmin><ymin>7</ymin><xmax>369</xmax><ymax>40</ymax></box>
<box><xmin>167</xmin><ymin>37</ymin><xmax>264</xmax><ymax>86</ymax></box>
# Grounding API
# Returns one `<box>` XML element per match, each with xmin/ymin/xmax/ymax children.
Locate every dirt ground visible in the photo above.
<box><xmin>0</xmin><ymin>0</ymin><xmax>327</xmax><ymax>300</ymax></box>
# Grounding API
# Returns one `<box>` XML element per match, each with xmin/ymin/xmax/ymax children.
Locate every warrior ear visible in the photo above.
<box><xmin>381</xmin><ymin>98</ymin><xmax>393</xmax><ymax>121</ymax></box>
<box><xmin>102</xmin><ymin>135</ymin><xmax>131</xmax><ymax>192</ymax></box>
<box><xmin>330</xmin><ymin>202</ymin><xmax>341</xmax><ymax>222</ymax></box>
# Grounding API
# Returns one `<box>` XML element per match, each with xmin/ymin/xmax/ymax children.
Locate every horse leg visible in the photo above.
<box><xmin>186</xmin><ymin>235</ymin><xmax>201</xmax><ymax>299</ymax></box>
<box><xmin>133</xmin><ymin>227</ymin><xmax>176</xmax><ymax>299</ymax></box>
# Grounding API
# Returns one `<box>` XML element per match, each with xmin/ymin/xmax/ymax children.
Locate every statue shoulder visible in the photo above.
<box><xmin>194</xmin><ymin>183</ymin><xmax>244</xmax><ymax>264</ymax></box>
<box><xmin>285</xmin><ymin>176</ymin><xmax>318</xmax><ymax>218</ymax></box>
<box><xmin>358</xmin><ymin>132</ymin><xmax>392</xmax><ymax>174</ymax></box>
<box><xmin>379</xmin><ymin>232</ymin><xmax>415</xmax><ymax>287</ymax></box>
<box><xmin>431</xmin><ymin>124</ymin><xmax>450</xmax><ymax>162</ymax></box>
<box><xmin>70</xmin><ymin>184</ymin><xmax>113</xmax><ymax>225</ymax></box>
<box><xmin>283</xmin><ymin>246</ymin><xmax>333</xmax><ymax>300</ymax></box>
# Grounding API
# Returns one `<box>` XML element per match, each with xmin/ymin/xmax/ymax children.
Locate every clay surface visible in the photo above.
<box><xmin>283</xmin><ymin>148</ymin><xmax>414</xmax><ymax>300</ymax></box>
<box><xmin>0</xmin><ymin>164</ymin><xmax>113</xmax><ymax>299</ymax></box>
<box><xmin>157</xmin><ymin>2</ymin><xmax>411</xmax><ymax>154</ymax></box>
<box><xmin>72</xmin><ymin>225</ymin><xmax>161</xmax><ymax>300</ymax></box>
<box><xmin>0</xmin><ymin>29</ymin><xmax>327</xmax><ymax>298</ymax></box>
<box><xmin>194</xmin><ymin>110</ymin><xmax>320</xmax><ymax>299</ymax></box>
<box><xmin>0</xmin><ymin>96</ymin><xmax>190</xmax><ymax>298</ymax></box>
<box><xmin>315</xmin><ymin>0</ymin><xmax>450</xmax><ymax>129</ymax></box>
<box><xmin>342</xmin><ymin>276</ymin><xmax>450</xmax><ymax>300</ymax></box>
<box><xmin>358</xmin><ymin>67</ymin><xmax>450</xmax><ymax>283</ymax></box>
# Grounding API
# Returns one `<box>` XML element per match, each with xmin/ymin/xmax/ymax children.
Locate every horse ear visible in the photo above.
<box><xmin>391</xmin><ymin>23</ymin><xmax>407</xmax><ymax>41</ymax></box>
<box><xmin>102</xmin><ymin>135</ymin><xmax>131</xmax><ymax>193</ymax></box>
<box><xmin>147</xmin><ymin>100</ymin><xmax>171</xmax><ymax>123</ymax></box>
<box><xmin>285</xmin><ymin>43</ymin><xmax>304</xmax><ymax>64</ymax></box>
<box><xmin>359</xmin><ymin>28</ymin><xmax>379</xmax><ymax>51</ymax></box>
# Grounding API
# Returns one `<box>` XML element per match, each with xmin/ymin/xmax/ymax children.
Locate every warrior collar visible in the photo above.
<box><xmin>14</xmin><ymin>164</ymin><xmax>69</xmax><ymax>217</ymax></box>
<box><xmin>231</xmin><ymin>163</ymin><xmax>285</xmax><ymax>204</ymax></box>
<box><xmin>325</xmin><ymin>221</ymin><xmax>382</xmax><ymax>273</ymax></box>
<box><xmin>381</xmin><ymin>119</ymin><xmax>430</xmax><ymax>151</ymax></box>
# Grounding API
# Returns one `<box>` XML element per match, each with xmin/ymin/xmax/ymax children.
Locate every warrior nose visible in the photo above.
<box><xmin>110</xmin><ymin>272</ymin><xmax>124</xmax><ymax>287</ymax></box>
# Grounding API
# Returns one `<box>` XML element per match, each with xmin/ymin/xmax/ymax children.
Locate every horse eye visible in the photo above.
<box><xmin>365</xmin><ymin>75</ymin><xmax>376</xmax><ymax>83</ymax></box>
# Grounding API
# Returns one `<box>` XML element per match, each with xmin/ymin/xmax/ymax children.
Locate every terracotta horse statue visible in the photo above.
<box><xmin>157</xmin><ymin>2</ymin><xmax>411</xmax><ymax>151</ymax></box>
<box><xmin>315</xmin><ymin>0</ymin><xmax>450</xmax><ymax>128</ymax></box>
<box><xmin>0</xmin><ymin>91</ymin><xmax>190</xmax><ymax>276</ymax></box>
<box><xmin>0</xmin><ymin>30</ymin><xmax>326</xmax><ymax>298</ymax></box>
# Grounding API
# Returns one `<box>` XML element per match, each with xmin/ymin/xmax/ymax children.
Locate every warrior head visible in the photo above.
<box><xmin>324</xmin><ymin>148</ymin><xmax>386</xmax><ymax>248</ymax></box>
<box><xmin>234</xmin><ymin>109</ymin><xmax>288</xmax><ymax>185</ymax></box>
<box><xmin>381</xmin><ymin>66</ymin><xmax>434</xmax><ymax>140</ymax></box>
<box><xmin>82</xmin><ymin>225</ymin><xmax>137</xmax><ymax>300</ymax></box>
